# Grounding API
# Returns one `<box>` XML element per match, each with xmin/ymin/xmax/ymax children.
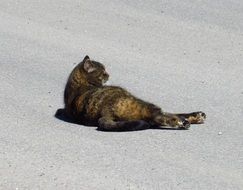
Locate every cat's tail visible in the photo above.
<box><xmin>97</xmin><ymin>118</ymin><xmax>150</xmax><ymax>132</ymax></box>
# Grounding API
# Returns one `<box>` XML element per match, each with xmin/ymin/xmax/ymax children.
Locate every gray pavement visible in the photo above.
<box><xmin>0</xmin><ymin>0</ymin><xmax>243</xmax><ymax>189</ymax></box>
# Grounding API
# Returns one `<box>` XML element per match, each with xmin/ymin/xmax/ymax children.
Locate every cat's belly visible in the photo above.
<box><xmin>113</xmin><ymin>98</ymin><xmax>151</xmax><ymax>121</ymax></box>
<box><xmin>73</xmin><ymin>86</ymin><xmax>152</xmax><ymax>122</ymax></box>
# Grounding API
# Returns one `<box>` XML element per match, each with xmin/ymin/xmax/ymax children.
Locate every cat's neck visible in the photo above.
<box><xmin>69</xmin><ymin>67</ymin><xmax>90</xmax><ymax>88</ymax></box>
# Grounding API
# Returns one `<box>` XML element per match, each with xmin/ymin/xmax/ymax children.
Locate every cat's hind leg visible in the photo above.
<box><xmin>175</xmin><ymin>112</ymin><xmax>206</xmax><ymax>124</ymax></box>
<box><xmin>153</xmin><ymin>112</ymin><xmax>191</xmax><ymax>129</ymax></box>
<box><xmin>97</xmin><ymin>117</ymin><xmax>150</xmax><ymax>131</ymax></box>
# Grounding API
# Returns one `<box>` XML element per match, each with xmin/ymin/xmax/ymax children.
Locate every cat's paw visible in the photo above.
<box><xmin>192</xmin><ymin>111</ymin><xmax>206</xmax><ymax>124</ymax></box>
<box><xmin>178</xmin><ymin>119</ymin><xmax>190</xmax><ymax>129</ymax></box>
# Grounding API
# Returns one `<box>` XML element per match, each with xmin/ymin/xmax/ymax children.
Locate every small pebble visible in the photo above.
<box><xmin>218</xmin><ymin>131</ymin><xmax>222</xmax><ymax>135</ymax></box>
<box><xmin>39</xmin><ymin>172</ymin><xmax>45</xmax><ymax>177</ymax></box>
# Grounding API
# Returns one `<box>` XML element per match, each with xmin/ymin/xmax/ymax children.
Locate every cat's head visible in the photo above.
<box><xmin>81</xmin><ymin>55</ymin><xmax>109</xmax><ymax>86</ymax></box>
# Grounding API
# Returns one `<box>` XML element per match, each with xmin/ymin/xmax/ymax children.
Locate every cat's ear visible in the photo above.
<box><xmin>83</xmin><ymin>55</ymin><xmax>90</xmax><ymax>61</ymax></box>
<box><xmin>83</xmin><ymin>58</ymin><xmax>96</xmax><ymax>73</ymax></box>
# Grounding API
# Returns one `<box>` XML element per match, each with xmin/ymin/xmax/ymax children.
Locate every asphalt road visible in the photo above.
<box><xmin>0</xmin><ymin>0</ymin><xmax>243</xmax><ymax>189</ymax></box>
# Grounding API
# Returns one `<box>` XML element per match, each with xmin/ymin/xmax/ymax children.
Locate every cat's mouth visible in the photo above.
<box><xmin>102</xmin><ymin>79</ymin><xmax>108</xmax><ymax>84</ymax></box>
<box><xmin>102</xmin><ymin>76</ymin><xmax>110</xmax><ymax>85</ymax></box>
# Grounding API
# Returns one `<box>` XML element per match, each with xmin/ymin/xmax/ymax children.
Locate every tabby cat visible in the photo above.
<box><xmin>58</xmin><ymin>55</ymin><xmax>206</xmax><ymax>131</ymax></box>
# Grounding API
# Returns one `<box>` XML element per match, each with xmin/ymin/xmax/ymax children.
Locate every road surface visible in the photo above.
<box><xmin>0</xmin><ymin>0</ymin><xmax>243</xmax><ymax>189</ymax></box>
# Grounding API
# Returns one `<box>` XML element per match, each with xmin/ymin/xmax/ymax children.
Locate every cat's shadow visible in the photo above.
<box><xmin>55</xmin><ymin>108</ymin><xmax>101</xmax><ymax>128</ymax></box>
<box><xmin>54</xmin><ymin>108</ymin><xmax>186</xmax><ymax>132</ymax></box>
<box><xmin>55</xmin><ymin>108</ymin><xmax>85</xmax><ymax>125</ymax></box>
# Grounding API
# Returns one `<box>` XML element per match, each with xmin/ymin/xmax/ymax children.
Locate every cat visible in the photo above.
<box><xmin>56</xmin><ymin>55</ymin><xmax>206</xmax><ymax>131</ymax></box>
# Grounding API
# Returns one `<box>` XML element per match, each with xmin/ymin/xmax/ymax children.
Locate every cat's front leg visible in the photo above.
<box><xmin>175</xmin><ymin>112</ymin><xmax>206</xmax><ymax>124</ymax></box>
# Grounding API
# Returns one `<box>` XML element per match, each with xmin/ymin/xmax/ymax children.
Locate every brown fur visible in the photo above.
<box><xmin>58</xmin><ymin>55</ymin><xmax>206</xmax><ymax>131</ymax></box>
